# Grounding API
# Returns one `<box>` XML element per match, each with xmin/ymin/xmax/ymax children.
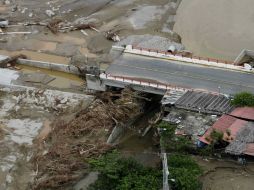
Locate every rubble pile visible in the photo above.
<box><xmin>32</xmin><ymin>88</ymin><xmax>143</xmax><ymax>189</ymax></box>
<box><xmin>12</xmin><ymin>89</ymin><xmax>87</xmax><ymax>114</ymax></box>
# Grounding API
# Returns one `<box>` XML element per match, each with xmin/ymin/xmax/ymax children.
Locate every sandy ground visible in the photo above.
<box><xmin>174</xmin><ymin>0</ymin><xmax>254</xmax><ymax>61</ymax></box>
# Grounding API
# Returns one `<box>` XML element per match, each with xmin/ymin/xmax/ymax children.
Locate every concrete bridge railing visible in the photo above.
<box><xmin>121</xmin><ymin>45</ymin><xmax>253</xmax><ymax>73</ymax></box>
<box><xmin>100</xmin><ymin>73</ymin><xmax>189</xmax><ymax>92</ymax></box>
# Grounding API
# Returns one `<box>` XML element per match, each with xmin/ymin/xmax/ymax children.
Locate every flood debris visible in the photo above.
<box><xmin>0</xmin><ymin>19</ymin><xmax>9</xmax><ymax>28</ymax></box>
<box><xmin>47</xmin><ymin>19</ymin><xmax>63</xmax><ymax>34</ymax></box>
<box><xmin>46</xmin><ymin>19</ymin><xmax>98</xmax><ymax>34</ymax></box>
<box><xmin>105</xmin><ymin>30</ymin><xmax>120</xmax><ymax>42</ymax></box>
<box><xmin>32</xmin><ymin>88</ymin><xmax>143</xmax><ymax>189</ymax></box>
<box><xmin>0</xmin><ymin>54</ymin><xmax>26</xmax><ymax>68</ymax></box>
<box><xmin>0</xmin><ymin>31</ymin><xmax>32</xmax><ymax>35</ymax></box>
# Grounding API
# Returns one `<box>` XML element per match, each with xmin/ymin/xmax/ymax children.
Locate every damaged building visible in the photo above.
<box><xmin>199</xmin><ymin>107</ymin><xmax>254</xmax><ymax>157</ymax></box>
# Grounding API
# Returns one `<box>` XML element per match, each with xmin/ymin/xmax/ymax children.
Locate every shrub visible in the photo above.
<box><xmin>88</xmin><ymin>151</ymin><xmax>162</xmax><ymax>190</ymax></box>
<box><xmin>209</xmin><ymin>129</ymin><xmax>224</xmax><ymax>144</ymax></box>
<box><xmin>168</xmin><ymin>154</ymin><xmax>202</xmax><ymax>190</ymax></box>
<box><xmin>156</xmin><ymin>121</ymin><xmax>193</xmax><ymax>153</ymax></box>
<box><xmin>231</xmin><ymin>92</ymin><xmax>254</xmax><ymax>107</ymax></box>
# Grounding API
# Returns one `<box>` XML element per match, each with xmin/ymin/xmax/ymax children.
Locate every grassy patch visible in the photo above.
<box><xmin>88</xmin><ymin>151</ymin><xmax>162</xmax><ymax>190</ymax></box>
<box><xmin>168</xmin><ymin>154</ymin><xmax>202</xmax><ymax>190</ymax></box>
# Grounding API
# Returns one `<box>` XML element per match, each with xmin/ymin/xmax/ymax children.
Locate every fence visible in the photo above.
<box><xmin>100</xmin><ymin>73</ymin><xmax>189</xmax><ymax>92</ymax></box>
<box><xmin>162</xmin><ymin>153</ymin><xmax>170</xmax><ymax>190</ymax></box>
<box><xmin>123</xmin><ymin>45</ymin><xmax>251</xmax><ymax>72</ymax></box>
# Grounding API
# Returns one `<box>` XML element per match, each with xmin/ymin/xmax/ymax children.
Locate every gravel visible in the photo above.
<box><xmin>116</xmin><ymin>34</ymin><xmax>184</xmax><ymax>52</ymax></box>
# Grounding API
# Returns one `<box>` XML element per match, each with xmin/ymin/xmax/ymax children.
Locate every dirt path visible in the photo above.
<box><xmin>196</xmin><ymin>157</ymin><xmax>254</xmax><ymax>190</ymax></box>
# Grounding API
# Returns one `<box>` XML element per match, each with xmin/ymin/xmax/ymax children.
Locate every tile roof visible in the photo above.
<box><xmin>230</xmin><ymin>107</ymin><xmax>254</xmax><ymax>121</ymax></box>
<box><xmin>199</xmin><ymin>115</ymin><xmax>247</xmax><ymax>144</ymax></box>
<box><xmin>244</xmin><ymin>143</ymin><xmax>254</xmax><ymax>156</ymax></box>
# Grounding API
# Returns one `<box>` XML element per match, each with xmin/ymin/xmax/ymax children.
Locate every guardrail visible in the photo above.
<box><xmin>123</xmin><ymin>45</ymin><xmax>251</xmax><ymax>73</ymax></box>
<box><xmin>131</xmin><ymin>45</ymin><xmax>234</xmax><ymax>65</ymax></box>
<box><xmin>100</xmin><ymin>73</ymin><xmax>189</xmax><ymax>92</ymax></box>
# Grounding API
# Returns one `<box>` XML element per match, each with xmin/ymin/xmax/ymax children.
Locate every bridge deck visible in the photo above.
<box><xmin>106</xmin><ymin>54</ymin><xmax>254</xmax><ymax>95</ymax></box>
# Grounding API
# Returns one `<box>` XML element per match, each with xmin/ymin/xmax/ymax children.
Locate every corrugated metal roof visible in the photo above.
<box><xmin>199</xmin><ymin>115</ymin><xmax>247</xmax><ymax>144</ymax></box>
<box><xmin>244</xmin><ymin>143</ymin><xmax>254</xmax><ymax>156</ymax></box>
<box><xmin>230</xmin><ymin>107</ymin><xmax>254</xmax><ymax>121</ymax></box>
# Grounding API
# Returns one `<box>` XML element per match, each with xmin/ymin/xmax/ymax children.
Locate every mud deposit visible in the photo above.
<box><xmin>0</xmin><ymin>87</ymin><xmax>92</xmax><ymax>190</ymax></box>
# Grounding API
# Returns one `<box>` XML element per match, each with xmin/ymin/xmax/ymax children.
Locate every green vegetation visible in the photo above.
<box><xmin>231</xmin><ymin>92</ymin><xmax>254</xmax><ymax>107</ymax></box>
<box><xmin>88</xmin><ymin>151</ymin><xmax>162</xmax><ymax>190</ymax></box>
<box><xmin>157</xmin><ymin>121</ymin><xmax>193</xmax><ymax>153</ymax></box>
<box><xmin>206</xmin><ymin>129</ymin><xmax>224</xmax><ymax>145</ymax></box>
<box><xmin>168</xmin><ymin>154</ymin><xmax>203</xmax><ymax>190</ymax></box>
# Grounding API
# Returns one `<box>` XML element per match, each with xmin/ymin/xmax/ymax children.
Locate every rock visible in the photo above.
<box><xmin>45</xmin><ymin>10</ymin><xmax>55</xmax><ymax>17</ymax></box>
<box><xmin>21</xmin><ymin>7</ymin><xmax>28</xmax><ymax>14</ymax></box>
<box><xmin>0</xmin><ymin>19</ymin><xmax>9</xmax><ymax>28</ymax></box>
<box><xmin>4</xmin><ymin>0</ymin><xmax>10</xmax><ymax>5</ymax></box>
<box><xmin>60</xmin><ymin>97</ymin><xmax>68</xmax><ymax>104</ymax></box>
<box><xmin>11</xmin><ymin>5</ymin><xmax>17</xmax><ymax>12</ymax></box>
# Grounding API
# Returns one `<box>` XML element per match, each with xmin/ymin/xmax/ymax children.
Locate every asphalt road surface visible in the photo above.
<box><xmin>106</xmin><ymin>53</ymin><xmax>254</xmax><ymax>95</ymax></box>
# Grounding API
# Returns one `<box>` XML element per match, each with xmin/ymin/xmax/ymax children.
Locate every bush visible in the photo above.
<box><xmin>156</xmin><ymin>121</ymin><xmax>193</xmax><ymax>153</ymax></box>
<box><xmin>168</xmin><ymin>154</ymin><xmax>202</xmax><ymax>190</ymax></box>
<box><xmin>209</xmin><ymin>129</ymin><xmax>224</xmax><ymax>144</ymax></box>
<box><xmin>88</xmin><ymin>151</ymin><xmax>162</xmax><ymax>190</ymax></box>
<box><xmin>231</xmin><ymin>92</ymin><xmax>254</xmax><ymax>107</ymax></box>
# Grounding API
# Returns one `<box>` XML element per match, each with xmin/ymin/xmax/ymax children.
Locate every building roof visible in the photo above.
<box><xmin>230</xmin><ymin>107</ymin><xmax>254</xmax><ymax>121</ymax></box>
<box><xmin>244</xmin><ymin>143</ymin><xmax>254</xmax><ymax>156</ymax></box>
<box><xmin>199</xmin><ymin>115</ymin><xmax>247</xmax><ymax>144</ymax></box>
<box><xmin>174</xmin><ymin>91</ymin><xmax>234</xmax><ymax>115</ymax></box>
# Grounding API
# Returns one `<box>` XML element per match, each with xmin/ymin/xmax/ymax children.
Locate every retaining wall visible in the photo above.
<box><xmin>17</xmin><ymin>58</ymin><xmax>80</xmax><ymax>75</ymax></box>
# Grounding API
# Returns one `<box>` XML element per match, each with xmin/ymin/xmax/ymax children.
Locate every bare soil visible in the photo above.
<box><xmin>196</xmin><ymin>157</ymin><xmax>254</xmax><ymax>190</ymax></box>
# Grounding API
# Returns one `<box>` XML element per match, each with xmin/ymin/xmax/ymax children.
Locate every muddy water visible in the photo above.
<box><xmin>174</xmin><ymin>0</ymin><xmax>254</xmax><ymax>61</ymax></box>
<box><xmin>117</xmin><ymin>129</ymin><xmax>160</xmax><ymax>168</ymax></box>
<box><xmin>18</xmin><ymin>65</ymin><xmax>84</xmax><ymax>89</ymax></box>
